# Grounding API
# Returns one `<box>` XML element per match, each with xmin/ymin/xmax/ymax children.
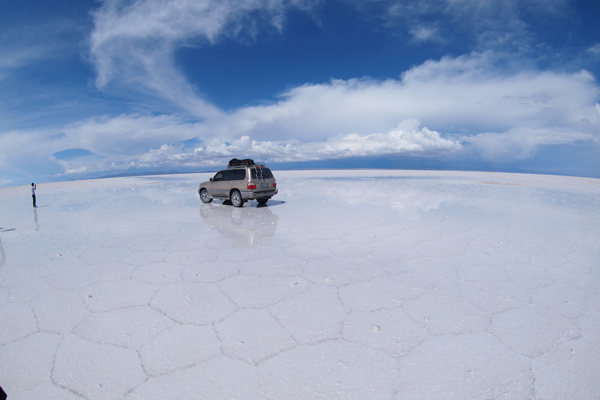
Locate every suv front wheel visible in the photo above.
<box><xmin>230</xmin><ymin>190</ymin><xmax>244</xmax><ymax>207</ymax></box>
<box><xmin>199</xmin><ymin>188</ymin><xmax>212</xmax><ymax>203</ymax></box>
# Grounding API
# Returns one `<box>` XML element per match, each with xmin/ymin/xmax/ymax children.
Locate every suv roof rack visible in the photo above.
<box><xmin>227</xmin><ymin>158</ymin><xmax>266</xmax><ymax>169</ymax></box>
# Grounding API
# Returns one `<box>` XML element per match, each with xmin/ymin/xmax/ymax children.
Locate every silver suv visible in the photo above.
<box><xmin>198</xmin><ymin>159</ymin><xmax>277</xmax><ymax>207</ymax></box>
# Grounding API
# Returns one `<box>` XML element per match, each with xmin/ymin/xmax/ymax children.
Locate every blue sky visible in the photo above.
<box><xmin>1</xmin><ymin>0</ymin><xmax>600</xmax><ymax>187</ymax></box>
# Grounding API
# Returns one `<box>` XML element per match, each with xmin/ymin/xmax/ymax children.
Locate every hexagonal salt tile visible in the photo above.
<box><xmin>151</xmin><ymin>282</ymin><xmax>237</xmax><ymax>324</ymax></box>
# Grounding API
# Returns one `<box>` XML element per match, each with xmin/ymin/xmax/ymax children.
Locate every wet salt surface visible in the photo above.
<box><xmin>1</xmin><ymin>170</ymin><xmax>599</xmax><ymax>399</ymax></box>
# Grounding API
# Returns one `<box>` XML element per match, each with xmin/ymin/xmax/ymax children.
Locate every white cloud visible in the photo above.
<box><xmin>316</xmin><ymin>119</ymin><xmax>460</xmax><ymax>157</ymax></box>
<box><xmin>356</xmin><ymin>0</ymin><xmax>570</xmax><ymax>50</ymax></box>
<box><xmin>2</xmin><ymin>52</ymin><xmax>599</xmax><ymax>184</ymax></box>
<box><xmin>197</xmin><ymin>53</ymin><xmax>599</xmax><ymax>154</ymax></box>
<box><xmin>87</xmin><ymin>0</ymin><xmax>584</xmax><ymax>126</ymax></box>
<box><xmin>588</xmin><ymin>43</ymin><xmax>600</xmax><ymax>56</ymax></box>
<box><xmin>89</xmin><ymin>0</ymin><xmax>319</xmax><ymax>118</ymax></box>
<box><xmin>409</xmin><ymin>24</ymin><xmax>438</xmax><ymax>42</ymax></box>
<box><xmin>0</xmin><ymin>24</ymin><xmax>75</xmax><ymax>81</ymax></box>
<box><xmin>62</xmin><ymin>114</ymin><xmax>201</xmax><ymax>156</ymax></box>
<box><xmin>463</xmin><ymin>127</ymin><xmax>597</xmax><ymax>161</ymax></box>
<box><xmin>58</xmin><ymin>118</ymin><xmax>461</xmax><ymax>177</ymax></box>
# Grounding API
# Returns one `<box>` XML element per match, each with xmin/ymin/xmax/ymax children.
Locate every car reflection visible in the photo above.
<box><xmin>199</xmin><ymin>203</ymin><xmax>279</xmax><ymax>247</ymax></box>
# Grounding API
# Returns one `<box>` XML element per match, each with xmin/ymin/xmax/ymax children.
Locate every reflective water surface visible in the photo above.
<box><xmin>0</xmin><ymin>170</ymin><xmax>599</xmax><ymax>399</ymax></box>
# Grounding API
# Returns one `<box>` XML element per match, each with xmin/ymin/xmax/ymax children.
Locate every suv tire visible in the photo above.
<box><xmin>257</xmin><ymin>198</ymin><xmax>268</xmax><ymax>205</ymax></box>
<box><xmin>199</xmin><ymin>188</ymin><xmax>212</xmax><ymax>203</ymax></box>
<box><xmin>230</xmin><ymin>190</ymin><xmax>243</xmax><ymax>207</ymax></box>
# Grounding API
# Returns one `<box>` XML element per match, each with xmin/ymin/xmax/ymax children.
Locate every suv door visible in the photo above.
<box><xmin>209</xmin><ymin>170</ymin><xmax>229</xmax><ymax>197</ymax></box>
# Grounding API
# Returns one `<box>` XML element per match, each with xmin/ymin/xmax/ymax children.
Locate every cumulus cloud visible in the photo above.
<box><xmin>194</xmin><ymin>52</ymin><xmax>599</xmax><ymax>159</ymax></box>
<box><xmin>58</xmin><ymin>117</ymin><xmax>461</xmax><ymax>177</ymax></box>
<box><xmin>3</xmin><ymin>51</ymin><xmax>599</xmax><ymax>184</ymax></box>
<box><xmin>1</xmin><ymin>112</ymin><xmax>460</xmax><ymax>182</ymax></box>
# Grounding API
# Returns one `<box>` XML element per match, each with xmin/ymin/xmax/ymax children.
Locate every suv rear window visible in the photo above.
<box><xmin>231</xmin><ymin>169</ymin><xmax>246</xmax><ymax>180</ymax></box>
<box><xmin>251</xmin><ymin>167</ymin><xmax>274</xmax><ymax>179</ymax></box>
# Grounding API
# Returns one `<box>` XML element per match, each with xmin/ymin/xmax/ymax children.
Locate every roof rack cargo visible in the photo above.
<box><xmin>228</xmin><ymin>158</ymin><xmax>254</xmax><ymax>167</ymax></box>
<box><xmin>227</xmin><ymin>158</ymin><xmax>266</xmax><ymax>168</ymax></box>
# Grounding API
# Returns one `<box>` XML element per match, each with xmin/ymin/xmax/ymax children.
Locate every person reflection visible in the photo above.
<box><xmin>0</xmin><ymin>236</ymin><xmax>5</xmax><ymax>269</ymax></box>
<box><xmin>33</xmin><ymin>208</ymin><xmax>40</xmax><ymax>231</ymax></box>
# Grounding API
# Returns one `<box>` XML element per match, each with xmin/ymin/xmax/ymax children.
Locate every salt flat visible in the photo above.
<box><xmin>1</xmin><ymin>170</ymin><xmax>599</xmax><ymax>399</ymax></box>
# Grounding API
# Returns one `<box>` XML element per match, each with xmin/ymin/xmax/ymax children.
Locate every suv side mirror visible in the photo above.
<box><xmin>209</xmin><ymin>178</ymin><xmax>213</xmax><ymax>182</ymax></box>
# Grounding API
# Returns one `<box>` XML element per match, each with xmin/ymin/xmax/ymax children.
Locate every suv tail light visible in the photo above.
<box><xmin>273</xmin><ymin>181</ymin><xmax>276</xmax><ymax>188</ymax></box>
<box><xmin>247</xmin><ymin>182</ymin><xmax>256</xmax><ymax>190</ymax></box>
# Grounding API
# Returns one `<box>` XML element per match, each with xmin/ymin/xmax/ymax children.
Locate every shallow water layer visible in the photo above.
<box><xmin>1</xmin><ymin>170</ymin><xmax>599</xmax><ymax>399</ymax></box>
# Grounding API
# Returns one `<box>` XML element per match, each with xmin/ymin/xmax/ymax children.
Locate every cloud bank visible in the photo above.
<box><xmin>2</xmin><ymin>50</ymin><xmax>599</xmax><ymax>183</ymax></box>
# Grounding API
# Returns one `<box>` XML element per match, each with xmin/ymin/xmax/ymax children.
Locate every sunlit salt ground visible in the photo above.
<box><xmin>1</xmin><ymin>170</ymin><xmax>599</xmax><ymax>399</ymax></box>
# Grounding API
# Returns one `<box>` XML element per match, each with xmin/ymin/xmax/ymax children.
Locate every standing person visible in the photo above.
<box><xmin>31</xmin><ymin>182</ymin><xmax>37</xmax><ymax>208</ymax></box>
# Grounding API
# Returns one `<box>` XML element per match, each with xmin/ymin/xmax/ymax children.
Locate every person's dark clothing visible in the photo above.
<box><xmin>31</xmin><ymin>183</ymin><xmax>37</xmax><ymax>208</ymax></box>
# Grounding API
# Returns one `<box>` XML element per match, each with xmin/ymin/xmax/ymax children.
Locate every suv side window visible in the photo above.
<box><xmin>213</xmin><ymin>171</ymin><xmax>225</xmax><ymax>181</ymax></box>
<box><xmin>222</xmin><ymin>170</ymin><xmax>234</xmax><ymax>181</ymax></box>
<box><xmin>232</xmin><ymin>169</ymin><xmax>246</xmax><ymax>180</ymax></box>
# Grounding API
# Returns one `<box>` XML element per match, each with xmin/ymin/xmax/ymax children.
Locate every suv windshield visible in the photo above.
<box><xmin>251</xmin><ymin>168</ymin><xmax>274</xmax><ymax>179</ymax></box>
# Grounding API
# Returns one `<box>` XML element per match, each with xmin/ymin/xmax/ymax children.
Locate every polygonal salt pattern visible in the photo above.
<box><xmin>490</xmin><ymin>305</ymin><xmax>580</xmax><ymax>358</ymax></box>
<box><xmin>52</xmin><ymin>334</ymin><xmax>147</xmax><ymax>400</ymax></box>
<box><xmin>0</xmin><ymin>303</ymin><xmax>37</xmax><ymax>345</ymax></box>
<box><xmin>218</xmin><ymin>274</ymin><xmax>310</xmax><ymax>308</ymax></box>
<box><xmin>257</xmin><ymin>340</ymin><xmax>400</xmax><ymax>399</ymax></box>
<box><xmin>1</xmin><ymin>170</ymin><xmax>599</xmax><ymax>398</ymax></box>
<box><xmin>532</xmin><ymin>340</ymin><xmax>600</xmax><ymax>399</ymax></box>
<box><xmin>403</xmin><ymin>285</ymin><xmax>490</xmax><ymax>335</ymax></box>
<box><xmin>131</xmin><ymin>262</ymin><xmax>184</xmax><ymax>285</ymax></box>
<box><xmin>73</xmin><ymin>305</ymin><xmax>173</xmax><ymax>348</ymax></box>
<box><xmin>214</xmin><ymin>308</ymin><xmax>297</xmax><ymax>364</ymax></box>
<box><xmin>0</xmin><ymin>332</ymin><xmax>61</xmax><ymax>391</ymax></box>
<box><xmin>125</xmin><ymin>357</ymin><xmax>260</xmax><ymax>399</ymax></box>
<box><xmin>29</xmin><ymin>289</ymin><xmax>89</xmax><ymax>333</ymax></box>
<box><xmin>139</xmin><ymin>323</ymin><xmax>222</xmax><ymax>376</ymax></box>
<box><xmin>342</xmin><ymin>308</ymin><xmax>429</xmax><ymax>356</ymax></box>
<box><xmin>269</xmin><ymin>284</ymin><xmax>347</xmax><ymax>344</ymax></box>
<box><xmin>396</xmin><ymin>332</ymin><xmax>533</xmax><ymax>399</ymax></box>
<box><xmin>81</xmin><ymin>280</ymin><xmax>158</xmax><ymax>312</ymax></box>
<box><xmin>150</xmin><ymin>281</ymin><xmax>237</xmax><ymax>324</ymax></box>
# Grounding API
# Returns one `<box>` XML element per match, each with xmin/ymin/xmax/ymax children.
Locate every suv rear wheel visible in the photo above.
<box><xmin>230</xmin><ymin>190</ymin><xmax>243</xmax><ymax>207</ymax></box>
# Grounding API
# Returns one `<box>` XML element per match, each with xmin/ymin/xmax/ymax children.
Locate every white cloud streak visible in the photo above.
<box><xmin>353</xmin><ymin>0</ymin><xmax>571</xmax><ymax>51</ymax></box>
<box><xmin>588</xmin><ymin>43</ymin><xmax>600</xmax><ymax>57</ymax></box>
<box><xmin>90</xmin><ymin>0</ymin><xmax>320</xmax><ymax>118</ymax></box>
<box><xmin>0</xmin><ymin>24</ymin><xmax>76</xmax><ymax>81</ymax></box>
